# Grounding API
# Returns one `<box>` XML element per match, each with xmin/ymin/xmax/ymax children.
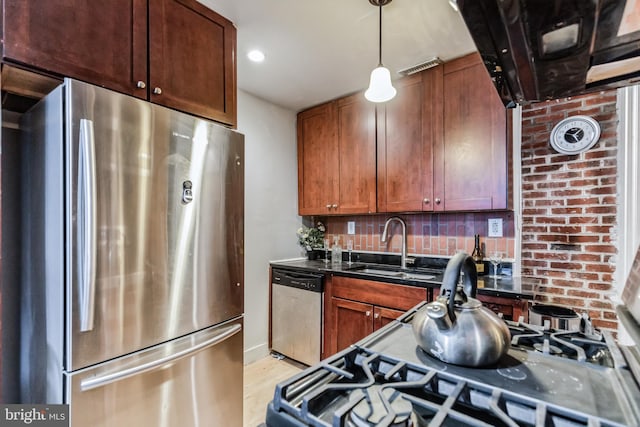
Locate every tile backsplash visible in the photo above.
<box><xmin>322</xmin><ymin>211</ymin><xmax>516</xmax><ymax>260</ymax></box>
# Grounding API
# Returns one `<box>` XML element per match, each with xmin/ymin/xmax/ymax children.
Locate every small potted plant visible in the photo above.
<box><xmin>297</xmin><ymin>221</ymin><xmax>325</xmax><ymax>260</ymax></box>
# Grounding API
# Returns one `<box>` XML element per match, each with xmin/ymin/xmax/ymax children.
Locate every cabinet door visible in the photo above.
<box><xmin>2</xmin><ymin>0</ymin><xmax>148</xmax><ymax>98</ymax></box>
<box><xmin>438</xmin><ymin>53</ymin><xmax>508</xmax><ymax>211</ymax></box>
<box><xmin>297</xmin><ymin>102</ymin><xmax>339</xmax><ymax>215</ymax></box>
<box><xmin>377</xmin><ymin>68</ymin><xmax>442</xmax><ymax>212</ymax></box>
<box><xmin>149</xmin><ymin>0</ymin><xmax>237</xmax><ymax>125</ymax></box>
<box><xmin>373</xmin><ymin>307</ymin><xmax>405</xmax><ymax>330</ymax></box>
<box><xmin>331</xmin><ymin>298</ymin><xmax>373</xmax><ymax>353</ymax></box>
<box><xmin>336</xmin><ymin>93</ymin><xmax>376</xmax><ymax>214</ymax></box>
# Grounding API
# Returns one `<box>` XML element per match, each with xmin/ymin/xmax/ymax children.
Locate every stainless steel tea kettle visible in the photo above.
<box><xmin>412</xmin><ymin>252</ymin><xmax>510</xmax><ymax>367</ymax></box>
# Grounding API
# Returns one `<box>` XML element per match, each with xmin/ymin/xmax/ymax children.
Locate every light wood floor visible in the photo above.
<box><xmin>243</xmin><ymin>355</ymin><xmax>305</xmax><ymax>427</ymax></box>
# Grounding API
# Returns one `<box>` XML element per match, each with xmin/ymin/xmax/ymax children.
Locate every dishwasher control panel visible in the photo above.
<box><xmin>271</xmin><ymin>269</ymin><xmax>324</xmax><ymax>292</ymax></box>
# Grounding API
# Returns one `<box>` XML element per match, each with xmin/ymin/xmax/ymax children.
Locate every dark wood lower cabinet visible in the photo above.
<box><xmin>332</xmin><ymin>298</ymin><xmax>373</xmax><ymax>353</ymax></box>
<box><xmin>323</xmin><ymin>277</ymin><xmax>528</xmax><ymax>359</ymax></box>
<box><xmin>330</xmin><ymin>299</ymin><xmax>409</xmax><ymax>354</ymax></box>
<box><xmin>375</xmin><ymin>306</ymin><xmax>406</xmax><ymax>330</ymax></box>
<box><xmin>324</xmin><ymin>276</ymin><xmax>427</xmax><ymax>358</ymax></box>
<box><xmin>432</xmin><ymin>286</ymin><xmax>530</xmax><ymax>322</ymax></box>
<box><xmin>477</xmin><ymin>294</ymin><xmax>530</xmax><ymax>322</ymax></box>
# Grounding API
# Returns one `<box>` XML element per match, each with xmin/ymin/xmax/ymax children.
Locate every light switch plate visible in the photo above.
<box><xmin>347</xmin><ymin>221</ymin><xmax>355</xmax><ymax>235</ymax></box>
<box><xmin>488</xmin><ymin>218</ymin><xmax>503</xmax><ymax>237</ymax></box>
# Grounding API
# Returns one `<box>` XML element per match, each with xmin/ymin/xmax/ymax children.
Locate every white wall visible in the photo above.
<box><xmin>236</xmin><ymin>90</ymin><xmax>302</xmax><ymax>364</ymax></box>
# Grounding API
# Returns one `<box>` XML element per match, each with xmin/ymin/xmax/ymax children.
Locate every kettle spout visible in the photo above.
<box><xmin>426</xmin><ymin>300</ymin><xmax>453</xmax><ymax>331</ymax></box>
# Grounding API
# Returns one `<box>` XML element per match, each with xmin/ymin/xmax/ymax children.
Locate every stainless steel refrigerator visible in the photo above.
<box><xmin>19</xmin><ymin>79</ymin><xmax>244</xmax><ymax>426</ymax></box>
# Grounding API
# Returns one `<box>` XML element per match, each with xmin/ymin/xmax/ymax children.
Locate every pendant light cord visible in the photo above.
<box><xmin>378</xmin><ymin>2</ymin><xmax>383</xmax><ymax>66</ymax></box>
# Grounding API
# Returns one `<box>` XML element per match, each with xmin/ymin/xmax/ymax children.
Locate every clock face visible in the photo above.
<box><xmin>549</xmin><ymin>116</ymin><xmax>601</xmax><ymax>154</ymax></box>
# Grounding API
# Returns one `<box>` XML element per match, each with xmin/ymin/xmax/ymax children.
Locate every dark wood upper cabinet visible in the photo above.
<box><xmin>2</xmin><ymin>0</ymin><xmax>148</xmax><ymax>98</ymax></box>
<box><xmin>294</xmin><ymin>58</ymin><xmax>510</xmax><ymax>217</ymax></box>
<box><xmin>2</xmin><ymin>0</ymin><xmax>236</xmax><ymax>126</ymax></box>
<box><xmin>336</xmin><ymin>94</ymin><xmax>376</xmax><ymax>214</ymax></box>
<box><xmin>438</xmin><ymin>53</ymin><xmax>509</xmax><ymax>210</ymax></box>
<box><xmin>377</xmin><ymin>68</ymin><xmax>442</xmax><ymax>212</ymax></box>
<box><xmin>297</xmin><ymin>92</ymin><xmax>376</xmax><ymax>216</ymax></box>
<box><xmin>297</xmin><ymin>102</ymin><xmax>339</xmax><ymax>215</ymax></box>
<box><xmin>149</xmin><ymin>0</ymin><xmax>236</xmax><ymax>125</ymax></box>
<box><xmin>377</xmin><ymin>54</ymin><xmax>509</xmax><ymax>213</ymax></box>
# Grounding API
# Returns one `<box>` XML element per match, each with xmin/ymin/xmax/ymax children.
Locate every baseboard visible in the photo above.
<box><xmin>244</xmin><ymin>342</ymin><xmax>270</xmax><ymax>365</ymax></box>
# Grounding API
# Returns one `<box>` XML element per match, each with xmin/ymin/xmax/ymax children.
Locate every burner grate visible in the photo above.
<box><xmin>267</xmin><ymin>347</ymin><xmax>629</xmax><ymax>427</ymax></box>
<box><xmin>506</xmin><ymin>320</ymin><xmax>614</xmax><ymax>367</ymax></box>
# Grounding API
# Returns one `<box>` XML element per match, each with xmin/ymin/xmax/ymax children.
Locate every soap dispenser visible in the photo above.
<box><xmin>331</xmin><ymin>236</ymin><xmax>342</xmax><ymax>265</ymax></box>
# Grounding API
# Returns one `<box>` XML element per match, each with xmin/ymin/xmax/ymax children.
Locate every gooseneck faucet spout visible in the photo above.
<box><xmin>381</xmin><ymin>216</ymin><xmax>408</xmax><ymax>269</ymax></box>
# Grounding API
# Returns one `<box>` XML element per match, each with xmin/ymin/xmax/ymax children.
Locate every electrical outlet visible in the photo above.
<box><xmin>488</xmin><ymin>218</ymin><xmax>503</xmax><ymax>237</ymax></box>
<box><xmin>347</xmin><ymin>221</ymin><xmax>356</xmax><ymax>235</ymax></box>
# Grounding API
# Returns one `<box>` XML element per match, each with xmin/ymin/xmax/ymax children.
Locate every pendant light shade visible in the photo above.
<box><xmin>365</xmin><ymin>0</ymin><xmax>396</xmax><ymax>103</ymax></box>
<box><xmin>365</xmin><ymin>66</ymin><xmax>396</xmax><ymax>102</ymax></box>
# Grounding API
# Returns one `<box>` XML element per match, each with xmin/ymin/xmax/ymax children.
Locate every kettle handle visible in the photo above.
<box><xmin>440</xmin><ymin>252</ymin><xmax>478</xmax><ymax>321</ymax></box>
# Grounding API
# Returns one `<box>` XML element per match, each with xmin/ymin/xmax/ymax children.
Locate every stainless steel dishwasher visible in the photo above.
<box><xmin>271</xmin><ymin>268</ymin><xmax>323</xmax><ymax>365</ymax></box>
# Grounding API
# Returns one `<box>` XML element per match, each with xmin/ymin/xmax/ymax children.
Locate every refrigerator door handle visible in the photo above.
<box><xmin>78</xmin><ymin>118</ymin><xmax>97</xmax><ymax>332</ymax></box>
<box><xmin>79</xmin><ymin>322</ymin><xmax>242</xmax><ymax>391</ymax></box>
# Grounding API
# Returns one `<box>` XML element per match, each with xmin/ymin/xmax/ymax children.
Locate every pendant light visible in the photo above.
<box><xmin>365</xmin><ymin>0</ymin><xmax>396</xmax><ymax>103</ymax></box>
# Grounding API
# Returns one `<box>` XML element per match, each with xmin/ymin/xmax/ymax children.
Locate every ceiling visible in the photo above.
<box><xmin>200</xmin><ymin>0</ymin><xmax>478</xmax><ymax>112</ymax></box>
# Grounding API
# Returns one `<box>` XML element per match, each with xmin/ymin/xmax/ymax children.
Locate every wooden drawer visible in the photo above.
<box><xmin>331</xmin><ymin>276</ymin><xmax>427</xmax><ymax>311</ymax></box>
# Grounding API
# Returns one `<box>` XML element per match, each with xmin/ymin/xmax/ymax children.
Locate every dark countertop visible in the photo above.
<box><xmin>270</xmin><ymin>257</ymin><xmax>537</xmax><ymax>300</ymax></box>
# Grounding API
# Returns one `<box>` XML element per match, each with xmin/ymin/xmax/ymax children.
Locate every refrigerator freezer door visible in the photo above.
<box><xmin>66</xmin><ymin>318</ymin><xmax>243</xmax><ymax>426</ymax></box>
<box><xmin>64</xmin><ymin>79</ymin><xmax>244</xmax><ymax>371</ymax></box>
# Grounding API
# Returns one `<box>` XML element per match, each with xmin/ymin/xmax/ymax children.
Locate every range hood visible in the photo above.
<box><xmin>458</xmin><ymin>0</ymin><xmax>640</xmax><ymax>105</ymax></box>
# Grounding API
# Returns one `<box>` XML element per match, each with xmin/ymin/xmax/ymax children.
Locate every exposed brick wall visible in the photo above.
<box><xmin>521</xmin><ymin>91</ymin><xmax>619</xmax><ymax>331</ymax></box>
<box><xmin>324</xmin><ymin>212</ymin><xmax>516</xmax><ymax>259</ymax></box>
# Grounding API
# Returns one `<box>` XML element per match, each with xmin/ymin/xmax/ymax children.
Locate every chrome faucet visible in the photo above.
<box><xmin>381</xmin><ymin>216</ymin><xmax>408</xmax><ymax>269</ymax></box>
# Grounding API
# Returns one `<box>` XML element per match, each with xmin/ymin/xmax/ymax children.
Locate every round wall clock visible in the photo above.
<box><xmin>549</xmin><ymin>115</ymin><xmax>601</xmax><ymax>154</ymax></box>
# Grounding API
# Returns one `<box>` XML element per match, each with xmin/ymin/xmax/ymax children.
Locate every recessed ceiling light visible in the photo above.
<box><xmin>247</xmin><ymin>50</ymin><xmax>265</xmax><ymax>62</ymax></box>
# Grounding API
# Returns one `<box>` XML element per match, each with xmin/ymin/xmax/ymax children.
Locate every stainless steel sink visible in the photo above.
<box><xmin>356</xmin><ymin>268</ymin><xmax>403</xmax><ymax>276</ymax></box>
<box><xmin>351</xmin><ymin>268</ymin><xmax>436</xmax><ymax>281</ymax></box>
<box><xmin>399</xmin><ymin>272</ymin><xmax>436</xmax><ymax>280</ymax></box>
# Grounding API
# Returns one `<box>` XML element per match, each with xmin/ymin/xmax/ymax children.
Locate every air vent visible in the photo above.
<box><xmin>398</xmin><ymin>57</ymin><xmax>443</xmax><ymax>76</ymax></box>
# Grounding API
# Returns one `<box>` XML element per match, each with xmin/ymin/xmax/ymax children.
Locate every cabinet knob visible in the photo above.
<box><xmin>332</xmin><ymin>204</ymin><xmax>338</xmax><ymax>209</ymax></box>
<box><xmin>326</xmin><ymin>204</ymin><xmax>332</xmax><ymax>209</ymax></box>
<box><xmin>153</xmin><ymin>87</ymin><xmax>163</xmax><ymax>95</ymax></box>
<box><xmin>365</xmin><ymin>311</ymin><xmax>371</xmax><ymax>317</ymax></box>
<box><xmin>374</xmin><ymin>313</ymin><xmax>380</xmax><ymax>319</ymax></box>
<box><xmin>136</xmin><ymin>81</ymin><xmax>146</xmax><ymax>89</ymax></box>
<box><xmin>423</xmin><ymin>198</ymin><xmax>430</xmax><ymax>204</ymax></box>
<box><xmin>435</xmin><ymin>198</ymin><xmax>441</xmax><ymax>205</ymax></box>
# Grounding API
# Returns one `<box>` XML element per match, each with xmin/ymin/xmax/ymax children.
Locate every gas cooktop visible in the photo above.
<box><xmin>265</xmin><ymin>304</ymin><xmax>640</xmax><ymax>427</ymax></box>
